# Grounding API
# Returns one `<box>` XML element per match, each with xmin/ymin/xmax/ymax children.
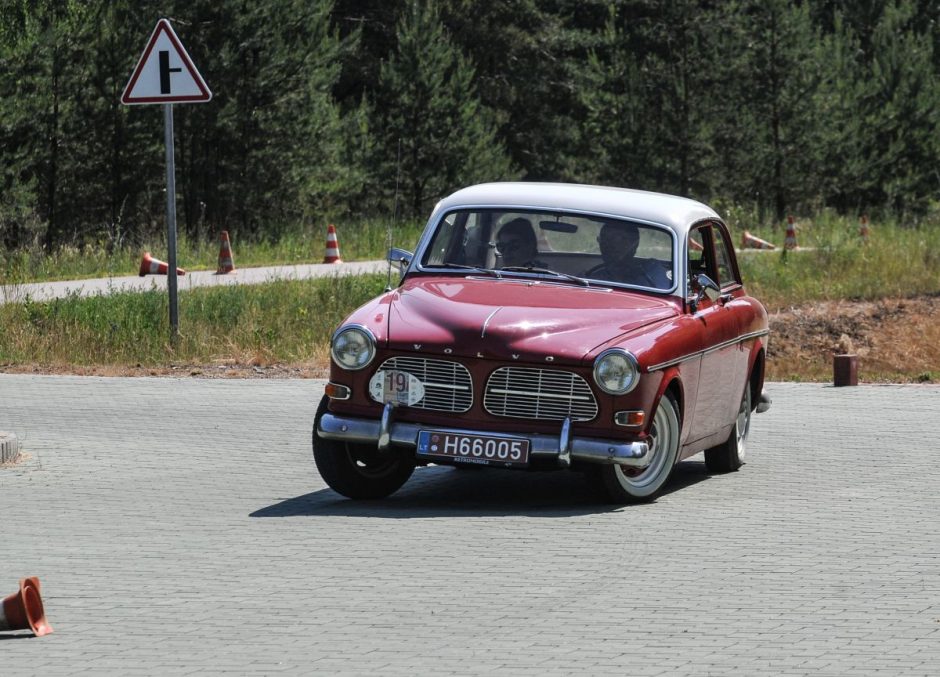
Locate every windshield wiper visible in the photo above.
<box><xmin>433</xmin><ymin>262</ymin><xmax>501</xmax><ymax>278</ymax></box>
<box><xmin>500</xmin><ymin>266</ymin><xmax>591</xmax><ymax>287</ymax></box>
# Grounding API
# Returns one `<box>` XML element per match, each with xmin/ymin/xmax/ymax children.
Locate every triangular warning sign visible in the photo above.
<box><xmin>121</xmin><ymin>19</ymin><xmax>211</xmax><ymax>105</ymax></box>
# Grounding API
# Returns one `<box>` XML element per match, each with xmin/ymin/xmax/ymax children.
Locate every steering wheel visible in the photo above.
<box><xmin>583</xmin><ymin>263</ymin><xmax>607</xmax><ymax>279</ymax></box>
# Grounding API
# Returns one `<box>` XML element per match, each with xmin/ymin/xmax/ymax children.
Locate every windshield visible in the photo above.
<box><xmin>420</xmin><ymin>209</ymin><xmax>675</xmax><ymax>291</ymax></box>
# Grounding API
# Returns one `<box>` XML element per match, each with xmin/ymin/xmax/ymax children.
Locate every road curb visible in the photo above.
<box><xmin>0</xmin><ymin>431</ymin><xmax>19</xmax><ymax>463</ymax></box>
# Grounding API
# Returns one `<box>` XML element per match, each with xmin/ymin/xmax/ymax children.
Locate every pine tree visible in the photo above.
<box><xmin>373</xmin><ymin>0</ymin><xmax>515</xmax><ymax>217</ymax></box>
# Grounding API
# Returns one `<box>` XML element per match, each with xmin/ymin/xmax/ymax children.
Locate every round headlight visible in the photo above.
<box><xmin>593</xmin><ymin>349</ymin><xmax>640</xmax><ymax>395</ymax></box>
<box><xmin>330</xmin><ymin>326</ymin><xmax>376</xmax><ymax>371</ymax></box>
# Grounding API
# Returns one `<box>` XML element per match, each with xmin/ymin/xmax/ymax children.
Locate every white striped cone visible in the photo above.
<box><xmin>216</xmin><ymin>231</ymin><xmax>236</xmax><ymax>274</ymax></box>
<box><xmin>139</xmin><ymin>252</ymin><xmax>186</xmax><ymax>277</ymax></box>
<box><xmin>784</xmin><ymin>215</ymin><xmax>798</xmax><ymax>250</ymax></box>
<box><xmin>741</xmin><ymin>230</ymin><xmax>777</xmax><ymax>250</ymax></box>
<box><xmin>323</xmin><ymin>224</ymin><xmax>342</xmax><ymax>263</ymax></box>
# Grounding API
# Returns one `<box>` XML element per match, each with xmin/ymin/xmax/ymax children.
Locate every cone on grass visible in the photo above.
<box><xmin>784</xmin><ymin>215</ymin><xmax>798</xmax><ymax>250</ymax></box>
<box><xmin>0</xmin><ymin>577</ymin><xmax>53</xmax><ymax>637</ymax></box>
<box><xmin>216</xmin><ymin>230</ymin><xmax>236</xmax><ymax>274</ymax></box>
<box><xmin>859</xmin><ymin>215</ymin><xmax>870</xmax><ymax>244</ymax></box>
<box><xmin>741</xmin><ymin>230</ymin><xmax>777</xmax><ymax>251</ymax></box>
<box><xmin>139</xmin><ymin>252</ymin><xmax>186</xmax><ymax>277</ymax></box>
<box><xmin>323</xmin><ymin>224</ymin><xmax>342</xmax><ymax>264</ymax></box>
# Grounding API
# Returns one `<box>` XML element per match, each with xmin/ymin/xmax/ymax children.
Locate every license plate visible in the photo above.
<box><xmin>416</xmin><ymin>431</ymin><xmax>530</xmax><ymax>468</ymax></box>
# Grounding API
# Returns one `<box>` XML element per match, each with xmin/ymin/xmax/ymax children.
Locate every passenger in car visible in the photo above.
<box><xmin>496</xmin><ymin>218</ymin><xmax>544</xmax><ymax>268</ymax></box>
<box><xmin>590</xmin><ymin>222</ymin><xmax>672</xmax><ymax>289</ymax></box>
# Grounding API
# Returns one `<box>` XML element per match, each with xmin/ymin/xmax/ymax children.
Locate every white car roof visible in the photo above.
<box><xmin>433</xmin><ymin>182</ymin><xmax>721</xmax><ymax>234</ymax></box>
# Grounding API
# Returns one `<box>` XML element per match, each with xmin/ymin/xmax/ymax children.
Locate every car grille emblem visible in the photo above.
<box><xmin>444</xmin><ymin>348</ymin><xmax>453</xmax><ymax>354</ymax></box>
<box><xmin>512</xmin><ymin>354</ymin><xmax>519</xmax><ymax>360</ymax></box>
<box><xmin>477</xmin><ymin>352</ymin><xmax>484</xmax><ymax>358</ymax></box>
<box><xmin>414</xmin><ymin>344</ymin><xmax>422</xmax><ymax>350</ymax></box>
<box><xmin>545</xmin><ymin>356</ymin><xmax>555</xmax><ymax>362</ymax></box>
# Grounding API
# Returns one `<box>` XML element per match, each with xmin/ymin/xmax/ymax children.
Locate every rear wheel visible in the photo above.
<box><xmin>704</xmin><ymin>383</ymin><xmax>751</xmax><ymax>473</ymax></box>
<box><xmin>590</xmin><ymin>392</ymin><xmax>681</xmax><ymax>503</ymax></box>
<box><xmin>312</xmin><ymin>396</ymin><xmax>416</xmax><ymax>499</ymax></box>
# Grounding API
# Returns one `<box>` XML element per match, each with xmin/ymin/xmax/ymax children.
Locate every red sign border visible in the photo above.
<box><xmin>121</xmin><ymin>19</ymin><xmax>212</xmax><ymax>105</ymax></box>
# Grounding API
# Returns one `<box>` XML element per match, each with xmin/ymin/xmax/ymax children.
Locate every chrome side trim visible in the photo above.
<box><xmin>646</xmin><ymin>329</ymin><xmax>770</xmax><ymax>372</ymax></box>
<box><xmin>317</xmin><ymin>413</ymin><xmax>649</xmax><ymax>467</ymax></box>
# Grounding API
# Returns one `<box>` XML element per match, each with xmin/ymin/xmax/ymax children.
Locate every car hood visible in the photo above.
<box><xmin>385</xmin><ymin>276</ymin><xmax>679</xmax><ymax>363</ymax></box>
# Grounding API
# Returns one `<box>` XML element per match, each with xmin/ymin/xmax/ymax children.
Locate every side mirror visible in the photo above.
<box><xmin>386</xmin><ymin>247</ymin><xmax>413</xmax><ymax>273</ymax></box>
<box><xmin>689</xmin><ymin>273</ymin><xmax>720</xmax><ymax>312</ymax></box>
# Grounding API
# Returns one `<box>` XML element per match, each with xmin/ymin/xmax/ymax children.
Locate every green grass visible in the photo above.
<box><xmin>0</xmin><ymin>274</ymin><xmax>388</xmax><ymax>367</ymax></box>
<box><xmin>0</xmin><ymin>220</ymin><xmax>425</xmax><ymax>284</ymax></box>
<box><xmin>2</xmin><ymin>211</ymin><xmax>939</xmax><ymax>375</ymax></box>
<box><xmin>731</xmin><ymin>211</ymin><xmax>940</xmax><ymax>310</ymax></box>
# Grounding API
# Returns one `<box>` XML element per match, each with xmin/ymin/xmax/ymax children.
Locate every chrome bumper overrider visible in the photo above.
<box><xmin>318</xmin><ymin>405</ymin><xmax>649</xmax><ymax>469</ymax></box>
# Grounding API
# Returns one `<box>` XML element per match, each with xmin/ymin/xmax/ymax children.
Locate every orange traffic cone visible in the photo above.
<box><xmin>741</xmin><ymin>230</ymin><xmax>777</xmax><ymax>251</ymax></box>
<box><xmin>784</xmin><ymin>216</ymin><xmax>798</xmax><ymax>250</ymax></box>
<box><xmin>139</xmin><ymin>252</ymin><xmax>186</xmax><ymax>277</ymax></box>
<box><xmin>216</xmin><ymin>231</ymin><xmax>236</xmax><ymax>274</ymax></box>
<box><xmin>859</xmin><ymin>215</ymin><xmax>870</xmax><ymax>244</ymax></box>
<box><xmin>1</xmin><ymin>577</ymin><xmax>53</xmax><ymax>636</ymax></box>
<box><xmin>323</xmin><ymin>224</ymin><xmax>342</xmax><ymax>264</ymax></box>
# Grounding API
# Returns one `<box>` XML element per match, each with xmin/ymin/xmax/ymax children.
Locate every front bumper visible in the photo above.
<box><xmin>318</xmin><ymin>403</ymin><xmax>650</xmax><ymax>469</ymax></box>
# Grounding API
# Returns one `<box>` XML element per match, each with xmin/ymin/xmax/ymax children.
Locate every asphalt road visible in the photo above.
<box><xmin>0</xmin><ymin>260</ymin><xmax>388</xmax><ymax>304</ymax></box>
<box><xmin>0</xmin><ymin>376</ymin><xmax>938</xmax><ymax>676</ymax></box>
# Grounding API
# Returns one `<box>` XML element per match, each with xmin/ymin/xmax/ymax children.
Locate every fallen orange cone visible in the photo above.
<box><xmin>139</xmin><ymin>252</ymin><xmax>186</xmax><ymax>277</ymax></box>
<box><xmin>741</xmin><ymin>230</ymin><xmax>777</xmax><ymax>250</ymax></box>
<box><xmin>322</xmin><ymin>224</ymin><xmax>343</xmax><ymax>264</ymax></box>
<box><xmin>0</xmin><ymin>577</ymin><xmax>53</xmax><ymax>637</ymax></box>
<box><xmin>216</xmin><ymin>230</ymin><xmax>236</xmax><ymax>274</ymax></box>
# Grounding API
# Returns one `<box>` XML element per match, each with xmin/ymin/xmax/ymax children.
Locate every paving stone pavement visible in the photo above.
<box><xmin>0</xmin><ymin>375</ymin><xmax>938</xmax><ymax>676</ymax></box>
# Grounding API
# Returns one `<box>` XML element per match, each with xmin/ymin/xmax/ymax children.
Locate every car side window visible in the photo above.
<box><xmin>712</xmin><ymin>227</ymin><xmax>738</xmax><ymax>288</ymax></box>
<box><xmin>688</xmin><ymin>227</ymin><xmax>708</xmax><ymax>280</ymax></box>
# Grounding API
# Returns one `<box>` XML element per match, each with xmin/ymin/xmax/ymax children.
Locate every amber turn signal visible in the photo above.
<box><xmin>325</xmin><ymin>383</ymin><xmax>351</xmax><ymax>400</ymax></box>
<box><xmin>614</xmin><ymin>410</ymin><xmax>645</xmax><ymax>427</ymax></box>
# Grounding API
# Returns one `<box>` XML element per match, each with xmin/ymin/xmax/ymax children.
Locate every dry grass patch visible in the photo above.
<box><xmin>767</xmin><ymin>295</ymin><xmax>940</xmax><ymax>382</ymax></box>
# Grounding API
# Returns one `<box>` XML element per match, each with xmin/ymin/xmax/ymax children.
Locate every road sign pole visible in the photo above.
<box><xmin>164</xmin><ymin>103</ymin><xmax>179</xmax><ymax>343</ymax></box>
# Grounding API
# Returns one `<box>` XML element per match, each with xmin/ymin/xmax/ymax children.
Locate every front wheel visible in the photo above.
<box><xmin>590</xmin><ymin>392</ymin><xmax>681</xmax><ymax>503</ymax></box>
<box><xmin>704</xmin><ymin>382</ymin><xmax>751</xmax><ymax>473</ymax></box>
<box><xmin>312</xmin><ymin>396</ymin><xmax>416</xmax><ymax>499</ymax></box>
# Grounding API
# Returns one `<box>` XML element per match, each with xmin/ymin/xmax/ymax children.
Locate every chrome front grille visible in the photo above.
<box><xmin>484</xmin><ymin>367</ymin><xmax>598</xmax><ymax>421</ymax></box>
<box><xmin>377</xmin><ymin>356</ymin><xmax>473</xmax><ymax>412</ymax></box>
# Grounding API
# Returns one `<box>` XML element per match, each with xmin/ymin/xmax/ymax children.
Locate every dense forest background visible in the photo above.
<box><xmin>1</xmin><ymin>0</ymin><xmax>939</xmax><ymax>251</ymax></box>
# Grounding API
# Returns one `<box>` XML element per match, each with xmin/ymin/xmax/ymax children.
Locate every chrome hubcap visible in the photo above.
<box><xmin>617</xmin><ymin>401</ymin><xmax>674</xmax><ymax>490</ymax></box>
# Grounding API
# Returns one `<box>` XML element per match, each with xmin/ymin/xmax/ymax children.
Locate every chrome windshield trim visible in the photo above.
<box><xmin>412</xmin><ymin>204</ymin><xmax>680</xmax><ymax>296</ymax></box>
<box><xmin>645</xmin><ymin>329</ymin><xmax>770</xmax><ymax>372</ymax></box>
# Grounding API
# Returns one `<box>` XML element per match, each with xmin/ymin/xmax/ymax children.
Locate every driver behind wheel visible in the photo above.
<box><xmin>590</xmin><ymin>222</ymin><xmax>671</xmax><ymax>289</ymax></box>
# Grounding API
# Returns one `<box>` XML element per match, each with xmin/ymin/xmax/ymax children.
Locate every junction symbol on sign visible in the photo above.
<box><xmin>121</xmin><ymin>19</ymin><xmax>211</xmax><ymax>104</ymax></box>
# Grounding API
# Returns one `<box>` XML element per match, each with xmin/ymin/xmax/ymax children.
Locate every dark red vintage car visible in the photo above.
<box><xmin>313</xmin><ymin>183</ymin><xmax>771</xmax><ymax>502</ymax></box>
